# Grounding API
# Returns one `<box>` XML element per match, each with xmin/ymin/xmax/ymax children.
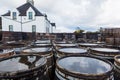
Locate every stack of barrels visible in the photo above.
<box><xmin>0</xmin><ymin>39</ymin><xmax>120</xmax><ymax>80</ymax></box>
<box><xmin>21</xmin><ymin>39</ymin><xmax>54</xmax><ymax>80</ymax></box>
<box><xmin>54</xmin><ymin>41</ymin><xmax>115</xmax><ymax>80</ymax></box>
<box><xmin>0</xmin><ymin>40</ymin><xmax>52</xmax><ymax>80</ymax></box>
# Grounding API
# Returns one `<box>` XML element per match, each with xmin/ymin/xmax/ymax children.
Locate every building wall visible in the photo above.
<box><xmin>2</xmin><ymin>7</ymin><xmax>51</xmax><ymax>33</ymax></box>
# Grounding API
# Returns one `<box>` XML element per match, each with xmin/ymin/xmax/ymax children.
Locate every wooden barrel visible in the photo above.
<box><xmin>31</xmin><ymin>43</ymin><xmax>52</xmax><ymax>47</ymax></box>
<box><xmin>57</xmin><ymin>48</ymin><xmax>87</xmax><ymax>58</ymax></box>
<box><xmin>33</xmin><ymin>40</ymin><xmax>51</xmax><ymax>44</ymax></box>
<box><xmin>89</xmin><ymin>48</ymin><xmax>120</xmax><ymax>63</ymax></box>
<box><xmin>55</xmin><ymin>43</ymin><xmax>78</xmax><ymax>49</ymax></box>
<box><xmin>13</xmin><ymin>47</ymin><xmax>27</xmax><ymax>54</ymax></box>
<box><xmin>55</xmin><ymin>55</ymin><xmax>114</xmax><ymax>80</ymax></box>
<box><xmin>22</xmin><ymin>47</ymin><xmax>54</xmax><ymax>80</ymax></box>
<box><xmin>114</xmin><ymin>55</ymin><xmax>120</xmax><ymax>80</ymax></box>
<box><xmin>79</xmin><ymin>43</ymin><xmax>99</xmax><ymax>48</ymax></box>
<box><xmin>94</xmin><ymin>41</ymin><xmax>105</xmax><ymax>47</ymax></box>
<box><xmin>31</xmin><ymin>40</ymin><xmax>52</xmax><ymax>47</ymax></box>
<box><xmin>5</xmin><ymin>41</ymin><xmax>26</xmax><ymax>48</ymax></box>
<box><xmin>54</xmin><ymin>41</ymin><xmax>67</xmax><ymax>44</ymax></box>
<box><xmin>0</xmin><ymin>54</ymin><xmax>49</xmax><ymax>80</ymax></box>
<box><xmin>0</xmin><ymin>49</ymin><xmax>15</xmax><ymax>59</ymax></box>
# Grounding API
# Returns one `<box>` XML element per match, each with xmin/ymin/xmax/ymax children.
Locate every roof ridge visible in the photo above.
<box><xmin>16</xmin><ymin>2</ymin><xmax>44</xmax><ymax>16</ymax></box>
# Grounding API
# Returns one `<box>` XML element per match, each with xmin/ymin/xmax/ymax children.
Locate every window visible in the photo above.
<box><xmin>32</xmin><ymin>25</ymin><xmax>36</xmax><ymax>32</ymax></box>
<box><xmin>28</xmin><ymin>12</ymin><xmax>33</xmax><ymax>20</ymax></box>
<box><xmin>12</xmin><ymin>12</ymin><xmax>17</xmax><ymax>20</ymax></box>
<box><xmin>9</xmin><ymin>25</ymin><xmax>13</xmax><ymax>31</ymax></box>
<box><xmin>46</xmin><ymin>27</ymin><xmax>49</xmax><ymax>33</ymax></box>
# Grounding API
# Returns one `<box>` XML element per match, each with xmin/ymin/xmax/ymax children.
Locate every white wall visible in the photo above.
<box><xmin>22</xmin><ymin>17</ymin><xmax>46</xmax><ymax>33</ymax></box>
<box><xmin>1</xmin><ymin>7</ymin><xmax>52</xmax><ymax>33</ymax></box>
<box><xmin>2</xmin><ymin>16</ymin><xmax>21</xmax><ymax>32</ymax></box>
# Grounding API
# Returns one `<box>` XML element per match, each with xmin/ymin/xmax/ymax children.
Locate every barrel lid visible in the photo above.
<box><xmin>6</xmin><ymin>41</ymin><xmax>25</xmax><ymax>46</ymax></box>
<box><xmin>0</xmin><ymin>54</ymin><xmax>46</xmax><ymax>73</ymax></box>
<box><xmin>34</xmin><ymin>44</ymin><xmax>52</xmax><ymax>47</ymax></box>
<box><xmin>91</xmin><ymin>48</ymin><xmax>120</xmax><ymax>53</ymax></box>
<box><xmin>79</xmin><ymin>43</ymin><xmax>98</xmax><ymax>46</ymax></box>
<box><xmin>23</xmin><ymin>47</ymin><xmax>52</xmax><ymax>53</ymax></box>
<box><xmin>58</xmin><ymin>48</ymin><xmax>87</xmax><ymax>54</ymax></box>
<box><xmin>56</xmin><ymin>44</ymin><xmax>77</xmax><ymax>47</ymax></box>
<box><xmin>34</xmin><ymin>40</ymin><xmax>51</xmax><ymax>44</ymax></box>
<box><xmin>57</xmin><ymin>55</ymin><xmax>113</xmax><ymax>76</ymax></box>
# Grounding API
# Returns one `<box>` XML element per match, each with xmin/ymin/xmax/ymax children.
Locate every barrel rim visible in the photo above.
<box><xmin>79</xmin><ymin>43</ymin><xmax>99</xmax><ymax>46</ymax></box>
<box><xmin>56</xmin><ymin>43</ymin><xmax>77</xmax><ymax>47</ymax></box>
<box><xmin>22</xmin><ymin>47</ymin><xmax>52</xmax><ymax>54</ymax></box>
<box><xmin>57</xmin><ymin>47</ymin><xmax>87</xmax><ymax>54</ymax></box>
<box><xmin>31</xmin><ymin>43</ymin><xmax>52</xmax><ymax>47</ymax></box>
<box><xmin>54</xmin><ymin>41</ymin><xmax>67</xmax><ymax>44</ymax></box>
<box><xmin>0</xmin><ymin>54</ymin><xmax>47</xmax><ymax>75</ymax></box>
<box><xmin>56</xmin><ymin>55</ymin><xmax>113</xmax><ymax>78</ymax></box>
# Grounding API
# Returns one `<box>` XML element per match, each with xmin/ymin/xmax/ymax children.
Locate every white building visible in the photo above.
<box><xmin>1</xmin><ymin>0</ymin><xmax>54</xmax><ymax>33</ymax></box>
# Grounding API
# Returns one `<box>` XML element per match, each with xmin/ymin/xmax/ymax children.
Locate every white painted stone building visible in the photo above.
<box><xmin>1</xmin><ymin>0</ymin><xmax>55</xmax><ymax>33</ymax></box>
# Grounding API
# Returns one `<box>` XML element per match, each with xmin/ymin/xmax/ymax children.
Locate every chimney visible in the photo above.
<box><xmin>27</xmin><ymin>0</ymin><xmax>34</xmax><ymax>5</ymax></box>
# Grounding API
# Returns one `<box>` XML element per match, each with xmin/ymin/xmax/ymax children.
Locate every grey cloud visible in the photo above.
<box><xmin>0</xmin><ymin>0</ymin><xmax>120</xmax><ymax>32</ymax></box>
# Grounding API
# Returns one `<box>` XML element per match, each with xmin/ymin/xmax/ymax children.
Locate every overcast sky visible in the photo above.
<box><xmin>0</xmin><ymin>0</ymin><xmax>120</xmax><ymax>32</ymax></box>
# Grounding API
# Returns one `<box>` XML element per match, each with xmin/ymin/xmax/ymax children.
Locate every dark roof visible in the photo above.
<box><xmin>51</xmin><ymin>23</ymin><xmax>56</xmax><ymax>27</ymax></box>
<box><xmin>17</xmin><ymin>2</ymin><xmax>44</xmax><ymax>16</ymax></box>
<box><xmin>2</xmin><ymin>11</ymin><xmax>11</xmax><ymax>16</ymax></box>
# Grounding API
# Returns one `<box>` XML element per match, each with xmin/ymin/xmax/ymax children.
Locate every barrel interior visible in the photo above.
<box><xmin>55</xmin><ymin>55</ymin><xmax>114</xmax><ymax>80</ymax></box>
<box><xmin>57</xmin><ymin>48</ymin><xmax>87</xmax><ymax>58</ymax></box>
<box><xmin>0</xmin><ymin>54</ymin><xmax>49</xmax><ymax>80</ymax></box>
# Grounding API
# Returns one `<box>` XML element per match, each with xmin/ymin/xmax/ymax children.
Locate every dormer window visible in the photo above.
<box><xmin>28</xmin><ymin>12</ymin><xmax>33</xmax><ymax>20</ymax></box>
<box><xmin>12</xmin><ymin>12</ymin><xmax>17</xmax><ymax>20</ymax></box>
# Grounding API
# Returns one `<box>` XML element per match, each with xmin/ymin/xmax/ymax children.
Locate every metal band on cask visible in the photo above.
<box><xmin>55</xmin><ymin>55</ymin><xmax>114</xmax><ymax>80</ymax></box>
<box><xmin>114</xmin><ymin>55</ymin><xmax>120</xmax><ymax>80</ymax></box>
<box><xmin>57</xmin><ymin>48</ymin><xmax>87</xmax><ymax>58</ymax></box>
<box><xmin>0</xmin><ymin>54</ymin><xmax>49</xmax><ymax>80</ymax></box>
